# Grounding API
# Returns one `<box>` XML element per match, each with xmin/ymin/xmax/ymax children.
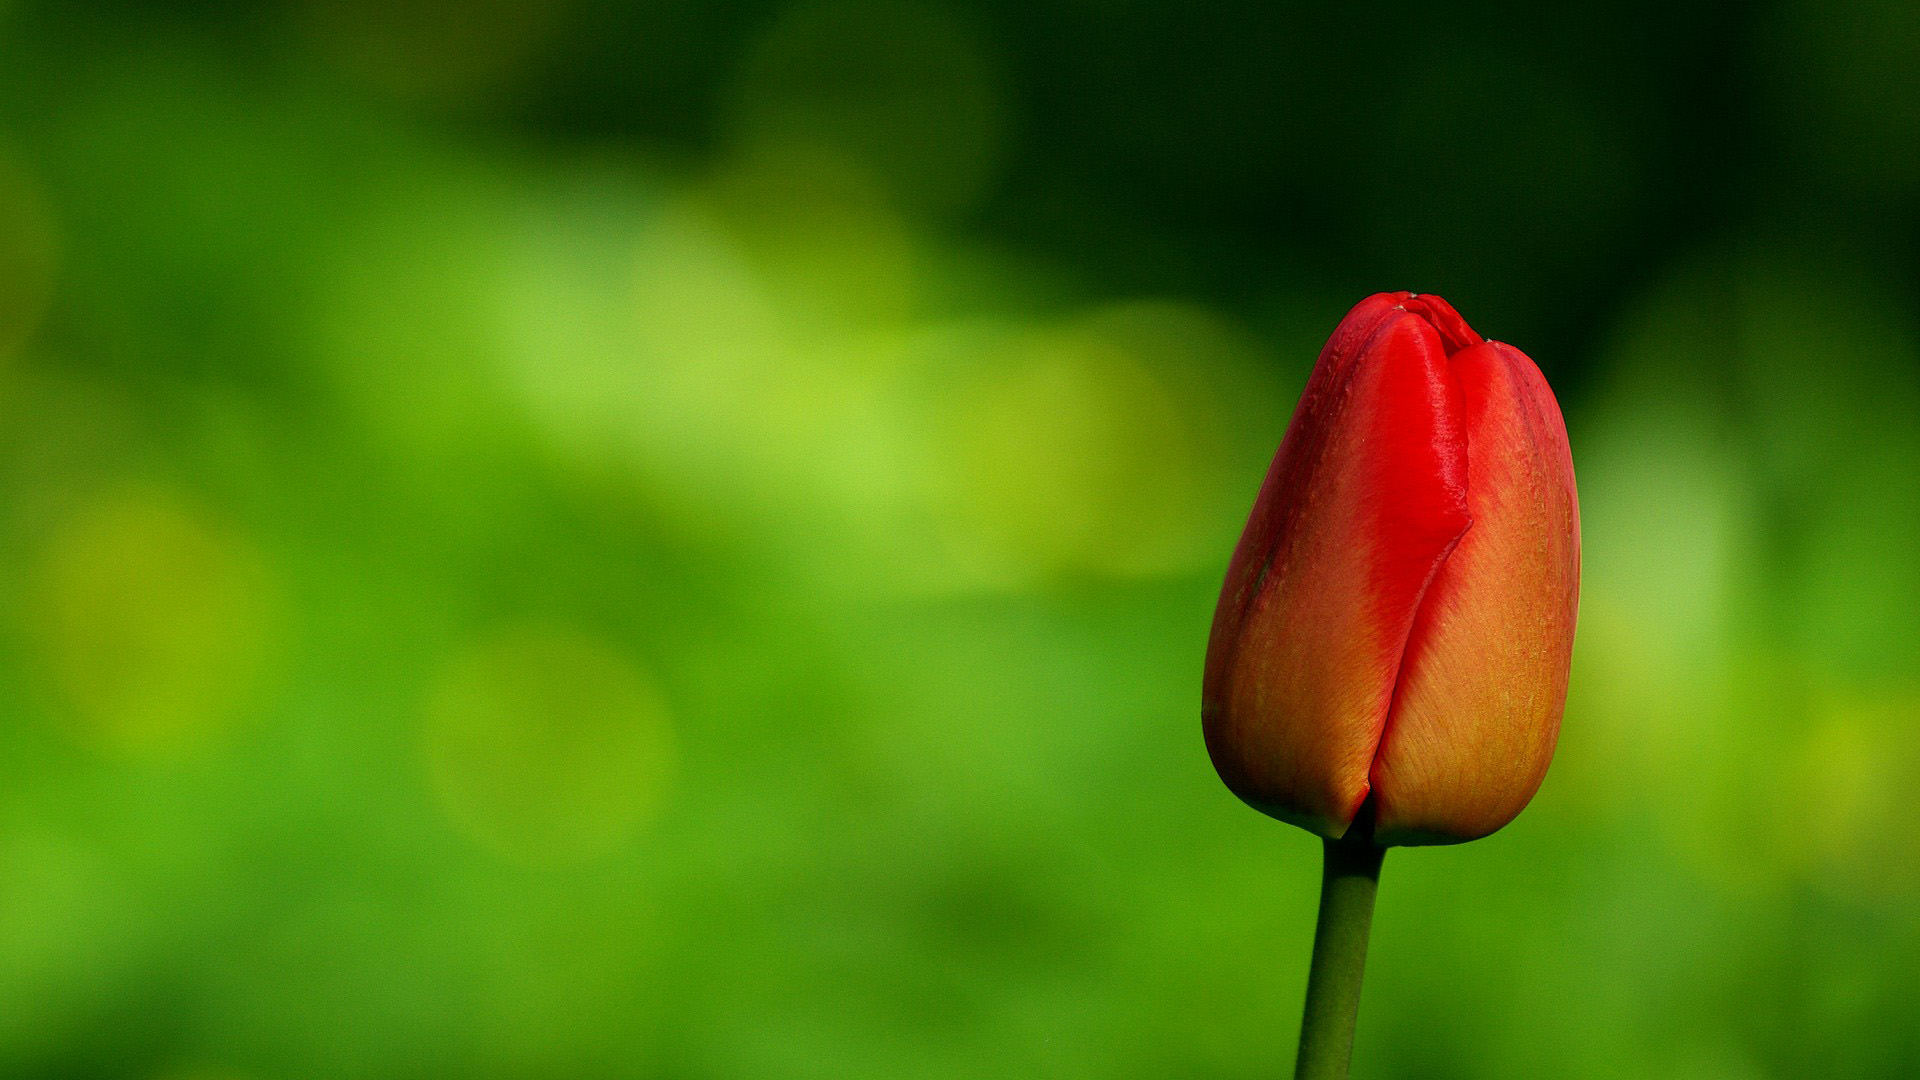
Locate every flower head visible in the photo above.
<box><xmin>1202</xmin><ymin>293</ymin><xmax>1579</xmax><ymax>846</ymax></box>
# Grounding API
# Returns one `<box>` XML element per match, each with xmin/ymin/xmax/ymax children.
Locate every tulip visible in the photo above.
<box><xmin>1200</xmin><ymin>293</ymin><xmax>1578</xmax><ymax>1080</ymax></box>
<box><xmin>1203</xmin><ymin>291</ymin><xmax>1579</xmax><ymax>846</ymax></box>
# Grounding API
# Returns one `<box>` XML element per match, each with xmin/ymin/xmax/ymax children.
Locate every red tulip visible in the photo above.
<box><xmin>1202</xmin><ymin>292</ymin><xmax>1579</xmax><ymax>846</ymax></box>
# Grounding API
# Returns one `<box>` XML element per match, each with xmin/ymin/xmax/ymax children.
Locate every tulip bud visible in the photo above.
<box><xmin>1203</xmin><ymin>293</ymin><xmax>1579</xmax><ymax>846</ymax></box>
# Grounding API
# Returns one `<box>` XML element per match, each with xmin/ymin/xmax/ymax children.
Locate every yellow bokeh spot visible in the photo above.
<box><xmin>27</xmin><ymin>486</ymin><xmax>277</xmax><ymax>755</ymax></box>
<box><xmin>424</xmin><ymin>624</ymin><xmax>674</xmax><ymax>865</ymax></box>
<box><xmin>1773</xmin><ymin>690</ymin><xmax>1920</xmax><ymax>898</ymax></box>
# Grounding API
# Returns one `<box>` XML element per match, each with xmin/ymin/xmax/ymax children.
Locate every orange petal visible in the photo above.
<box><xmin>1369</xmin><ymin>340</ymin><xmax>1580</xmax><ymax>845</ymax></box>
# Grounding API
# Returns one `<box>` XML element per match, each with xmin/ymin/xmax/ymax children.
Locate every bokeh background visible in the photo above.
<box><xmin>2</xmin><ymin>1</ymin><xmax>1918</xmax><ymax>1077</ymax></box>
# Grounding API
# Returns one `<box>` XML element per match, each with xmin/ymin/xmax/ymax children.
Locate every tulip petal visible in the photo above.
<box><xmin>1203</xmin><ymin>294</ymin><xmax>1473</xmax><ymax>837</ymax></box>
<box><xmin>1369</xmin><ymin>341</ymin><xmax>1580</xmax><ymax>845</ymax></box>
<box><xmin>1399</xmin><ymin>293</ymin><xmax>1483</xmax><ymax>355</ymax></box>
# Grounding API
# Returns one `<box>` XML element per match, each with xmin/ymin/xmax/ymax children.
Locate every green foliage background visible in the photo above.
<box><xmin>1</xmin><ymin>1</ymin><xmax>1918</xmax><ymax>1077</ymax></box>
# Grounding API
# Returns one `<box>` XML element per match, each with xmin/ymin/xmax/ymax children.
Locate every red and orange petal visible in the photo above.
<box><xmin>1202</xmin><ymin>294</ymin><xmax>1474</xmax><ymax>837</ymax></box>
<box><xmin>1370</xmin><ymin>341</ymin><xmax>1580</xmax><ymax>845</ymax></box>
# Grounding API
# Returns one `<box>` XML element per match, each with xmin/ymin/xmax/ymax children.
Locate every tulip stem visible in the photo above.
<box><xmin>1294</xmin><ymin>824</ymin><xmax>1386</xmax><ymax>1080</ymax></box>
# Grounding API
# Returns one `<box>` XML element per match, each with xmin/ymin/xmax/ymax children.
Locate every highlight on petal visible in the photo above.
<box><xmin>1203</xmin><ymin>294</ymin><xmax>1474</xmax><ymax>837</ymax></box>
<box><xmin>1369</xmin><ymin>340</ymin><xmax>1581</xmax><ymax>845</ymax></box>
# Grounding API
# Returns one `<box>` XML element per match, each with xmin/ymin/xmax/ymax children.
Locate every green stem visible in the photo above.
<box><xmin>1293</xmin><ymin>824</ymin><xmax>1386</xmax><ymax>1080</ymax></box>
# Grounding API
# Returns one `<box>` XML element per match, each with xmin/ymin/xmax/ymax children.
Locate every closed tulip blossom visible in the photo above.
<box><xmin>1202</xmin><ymin>293</ymin><xmax>1578</xmax><ymax>1080</ymax></box>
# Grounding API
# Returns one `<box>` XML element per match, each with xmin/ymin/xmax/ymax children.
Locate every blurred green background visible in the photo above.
<box><xmin>2</xmin><ymin>0</ymin><xmax>1918</xmax><ymax>1077</ymax></box>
